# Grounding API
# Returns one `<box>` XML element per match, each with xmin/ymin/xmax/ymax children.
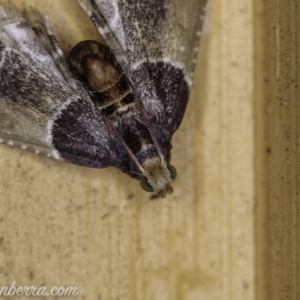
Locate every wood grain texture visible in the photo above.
<box><xmin>255</xmin><ymin>0</ymin><xmax>300</xmax><ymax>299</ymax></box>
<box><xmin>0</xmin><ymin>0</ymin><xmax>258</xmax><ymax>299</ymax></box>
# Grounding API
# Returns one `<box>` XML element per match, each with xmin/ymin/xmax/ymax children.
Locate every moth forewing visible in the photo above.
<box><xmin>0</xmin><ymin>5</ymin><xmax>125</xmax><ymax>170</ymax></box>
<box><xmin>0</xmin><ymin>5</ymin><xmax>66</xmax><ymax>158</ymax></box>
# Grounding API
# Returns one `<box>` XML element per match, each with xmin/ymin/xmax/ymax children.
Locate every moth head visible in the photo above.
<box><xmin>140</xmin><ymin>157</ymin><xmax>177</xmax><ymax>198</ymax></box>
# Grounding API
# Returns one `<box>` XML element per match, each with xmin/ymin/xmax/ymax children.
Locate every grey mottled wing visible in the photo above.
<box><xmin>78</xmin><ymin>0</ymin><xmax>207</xmax><ymax>139</ymax></box>
<box><xmin>0</xmin><ymin>5</ymin><xmax>125</xmax><ymax>169</ymax></box>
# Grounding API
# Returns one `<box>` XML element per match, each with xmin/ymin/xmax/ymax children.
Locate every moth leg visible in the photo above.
<box><xmin>24</xmin><ymin>8</ymin><xmax>81</xmax><ymax>91</ymax></box>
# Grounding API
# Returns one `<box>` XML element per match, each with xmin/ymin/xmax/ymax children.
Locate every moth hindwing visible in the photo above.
<box><xmin>0</xmin><ymin>1</ymin><xmax>207</xmax><ymax>197</ymax></box>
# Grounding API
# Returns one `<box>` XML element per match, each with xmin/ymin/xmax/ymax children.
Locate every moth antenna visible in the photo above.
<box><xmin>124</xmin><ymin>33</ymin><xmax>168</xmax><ymax>165</ymax></box>
<box><xmin>103</xmin><ymin>116</ymin><xmax>146</xmax><ymax>174</ymax></box>
<box><xmin>135</xmin><ymin>98</ymin><xmax>166</xmax><ymax>164</ymax></box>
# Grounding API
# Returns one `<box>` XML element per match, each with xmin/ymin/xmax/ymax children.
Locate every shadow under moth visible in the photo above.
<box><xmin>0</xmin><ymin>0</ymin><xmax>207</xmax><ymax>197</ymax></box>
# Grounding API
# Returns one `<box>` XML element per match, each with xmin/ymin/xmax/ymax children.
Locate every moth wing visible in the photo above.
<box><xmin>0</xmin><ymin>5</ymin><xmax>124</xmax><ymax>169</ymax></box>
<box><xmin>24</xmin><ymin>7</ymin><xmax>85</xmax><ymax>92</ymax></box>
<box><xmin>78</xmin><ymin>0</ymin><xmax>207</xmax><ymax>140</ymax></box>
<box><xmin>0</xmin><ymin>5</ymin><xmax>67</xmax><ymax>157</ymax></box>
<box><xmin>78</xmin><ymin>0</ymin><xmax>129</xmax><ymax>74</ymax></box>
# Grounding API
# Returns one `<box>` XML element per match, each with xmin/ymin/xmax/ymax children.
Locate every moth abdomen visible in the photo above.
<box><xmin>69</xmin><ymin>40</ymin><xmax>134</xmax><ymax>114</ymax></box>
<box><xmin>116</xmin><ymin>74</ymin><xmax>130</xmax><ymax>93</ymax></box>
<box><xmin>121</xmin><ymin>93</ymin><xmax>135</xmax><ymax>105</ymax></box>
<box><xmin>69</xmin><ymin>40</ymin><xmax>120</xmax><ymax>91</ymax></box>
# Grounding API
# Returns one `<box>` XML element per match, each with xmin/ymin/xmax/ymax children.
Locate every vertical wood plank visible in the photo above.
<box><xmin>256</xmin><ymin>0</ymin><xmax>300</xmax><ymax>299</ymax></box>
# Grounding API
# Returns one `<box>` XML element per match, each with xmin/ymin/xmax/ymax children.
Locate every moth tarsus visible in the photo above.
<box><xmin>0</xmin><ymin>0</ymin><xmax>207</xmax><ymax>197</ymax></box>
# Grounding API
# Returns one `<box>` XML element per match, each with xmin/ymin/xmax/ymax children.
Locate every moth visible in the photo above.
<box><xmin>0</xmin><ymin>0</ymin><xmax>207</xmax><ymax>197</ymax></box>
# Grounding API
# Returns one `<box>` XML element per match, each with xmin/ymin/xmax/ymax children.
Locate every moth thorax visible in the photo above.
<box><xmin>69</xmin><ymin>40</ymin><xmax>119</xmax><ymax>92</ymax></box>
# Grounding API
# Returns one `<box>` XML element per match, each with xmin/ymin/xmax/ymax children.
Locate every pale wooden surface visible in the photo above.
<box><xmin>0</xmin><ymin>0</ymin><xmax>260</xmax><ymax>299</ymax></box>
